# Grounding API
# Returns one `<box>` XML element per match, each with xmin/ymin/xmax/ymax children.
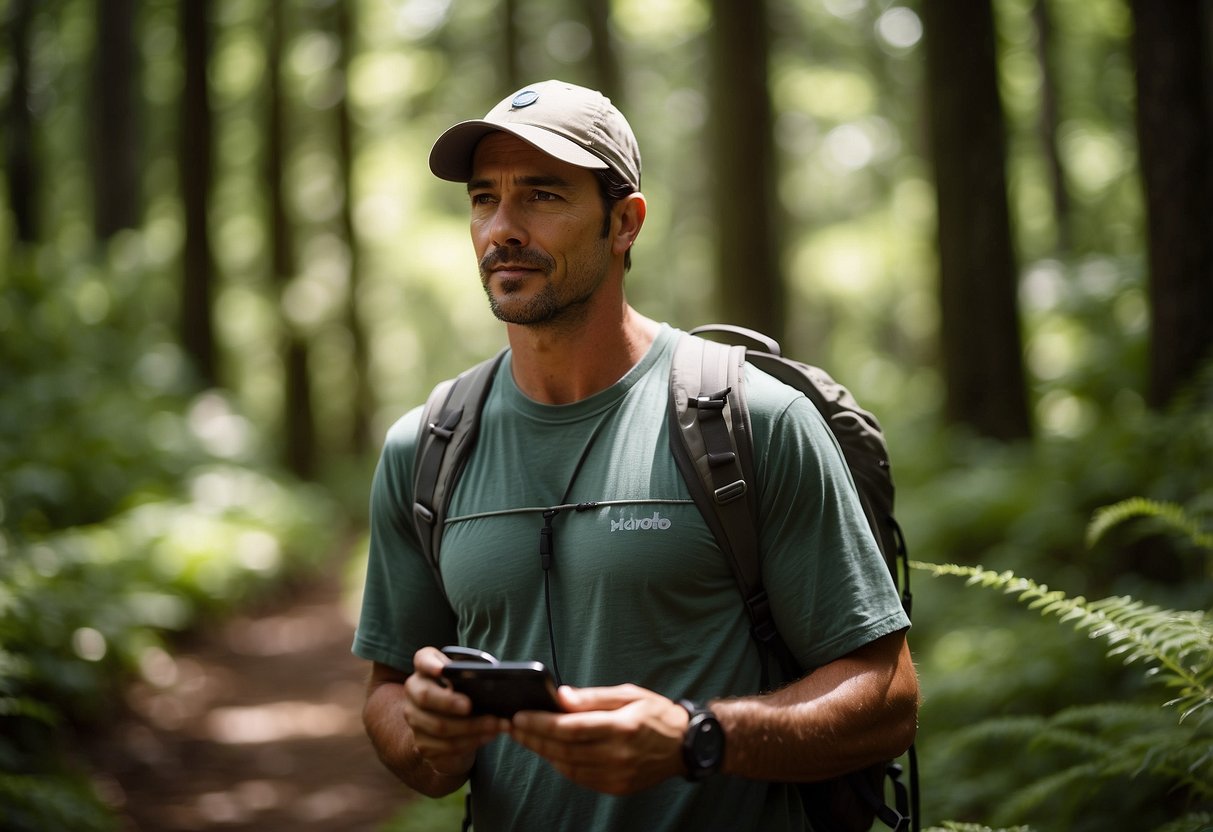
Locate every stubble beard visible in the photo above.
<box><xmin>479</xmin><ymin>244</ymin><xmax>608</xmax><ymax>330</ymax></box>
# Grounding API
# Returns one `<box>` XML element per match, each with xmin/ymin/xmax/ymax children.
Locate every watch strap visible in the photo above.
<box><xmin>679</xmin><ymin>699</ymin><xmax>724</xmax><ymax>782</ymax></box>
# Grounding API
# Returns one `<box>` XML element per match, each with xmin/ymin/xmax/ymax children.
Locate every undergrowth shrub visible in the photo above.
<box><xmin>0</xmin><ymin>247</ymin><xmax>344</xmax><ymax>830</ymax></box>
<box><xmin>914</xmin><ymin>498</ymin><xmax>1212</xmax><ymax>832</ymax></box>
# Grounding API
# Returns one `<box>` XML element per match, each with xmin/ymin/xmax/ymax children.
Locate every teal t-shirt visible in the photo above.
<box><xmin>353</xmin><ymin>325</ymin><xmax>909</xmax><ymax>832</ymax></box>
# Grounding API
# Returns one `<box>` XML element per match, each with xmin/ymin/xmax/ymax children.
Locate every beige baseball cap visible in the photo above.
<box><xmin>428</xmin><ymin>80</ymin><xmax>641</xmax><ymax>188</ymax></box>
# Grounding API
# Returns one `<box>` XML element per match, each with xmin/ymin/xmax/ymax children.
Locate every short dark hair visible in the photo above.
<box><xmin>594</xmin><ymin>168</ymin><xmax>637</xmax><ymax>272</ymax></box>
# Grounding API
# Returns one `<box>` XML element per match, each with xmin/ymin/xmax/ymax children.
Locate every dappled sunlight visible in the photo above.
<box><xmin>223</xmin><ymin>604</ymin><xmax>351</xmax><ymax>656</ymax></box>
<box><xmin>189</xmin><ymin>780</ymin><xmax>384</xmax><ymax>825</ymax></box>
<box><xmin>206</xmin><ymin>701</ymin><xmax>362</xmax><ymax>744</ymax></box>
<box><xmin>88</xmin><ymin>574</ymin><xmax>406</xmax><ymax>831</ymax></box>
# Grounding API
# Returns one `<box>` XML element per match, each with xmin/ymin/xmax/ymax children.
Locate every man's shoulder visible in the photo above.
<box><xmin>382</xmin><ymin>405</ymin><xmax>425</xmax><ymax>457</ymax></box>
<box><xmin>741</xmin><ymin>360</ymin><xmax>813</xmax><ymax>418</ymax></box>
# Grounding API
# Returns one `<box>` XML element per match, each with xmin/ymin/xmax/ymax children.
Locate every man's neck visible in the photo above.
<box><xmin>506</xmin><ymin>304</ymin><xmax>660</xmax><ymax>405</ymax></box>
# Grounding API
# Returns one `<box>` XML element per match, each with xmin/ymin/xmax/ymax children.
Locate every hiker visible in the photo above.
<box><xmin>353</xmin><ymin>79</ymin><xmax>919</xmax><ymax>831</ymax></box>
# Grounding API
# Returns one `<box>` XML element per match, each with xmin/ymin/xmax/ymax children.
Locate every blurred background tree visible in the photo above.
<box><xmin>1</xmin><ymin>0</ymin><xmax>1210</xmax><ymax>829</ymax></box>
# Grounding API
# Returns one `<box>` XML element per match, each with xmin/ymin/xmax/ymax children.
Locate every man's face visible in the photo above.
<box><xmin>467</xmin><ymin>132</ymin><xmax>613</xmax><ymax>328</ymax></box>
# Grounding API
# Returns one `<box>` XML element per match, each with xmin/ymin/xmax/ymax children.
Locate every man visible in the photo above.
<box><xmin>353</xmin><ymin>79</ymin><xmax>918</xmax><ymax>831</ymax></box>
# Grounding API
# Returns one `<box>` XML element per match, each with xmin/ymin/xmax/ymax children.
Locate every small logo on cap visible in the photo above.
<box><xmin>511</xmin><ymin>89</ymin><xmax>540</xmax><ymax>108</ymax></box>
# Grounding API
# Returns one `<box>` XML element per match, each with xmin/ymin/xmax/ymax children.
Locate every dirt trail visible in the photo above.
<box><xmin>86</xmin><ymin>565</ymin><xmax>413</xmax><ymax>831</ymax></box>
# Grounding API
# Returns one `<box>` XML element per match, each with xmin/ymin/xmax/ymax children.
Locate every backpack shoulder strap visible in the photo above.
<box><xmin>412</xmin><ymin>350</ymin><xmax>507</xmax><ymax>587</ymax></box>
<box><xmin>669</xmin><ymin>333</ymin><xmax>788</xmax><ymax>666</ymax></box>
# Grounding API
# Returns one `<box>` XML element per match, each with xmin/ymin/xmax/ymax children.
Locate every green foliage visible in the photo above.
<box><xmin>1087</xmin><ymin>497</ymin><xmax>1213</xmax><ymax>556</ymax></box>
<box><xmin>0</xmin><ymin>772</ymin><xmax>119</xmax><ymax>832</ymax></box>
<box><xmin>915</xmin><ymin>561</ymin><xmax>1212</xmax><ymax>831</ymax></box>
<box><xmin>379</xmin><ymin>789</ymin><xmax>468</xmax><ymax>831</ymax></box>
<box><xmin>899</xmin><ymin>382</ymin><xmax>1213</xmax><ymax>829</ymax></box>
<box><xmin>0</xmin><ymin>245</ymin><xmax>344</xmax><ymax>828</ymax></box>
<box><xmin>916</xmin><ymin>563</ymin><xmax>1213</xmax><ymax>722</ymax></box>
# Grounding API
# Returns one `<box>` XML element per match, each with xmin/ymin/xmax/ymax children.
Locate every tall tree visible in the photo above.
<box><xmin>1130</xmin><ymin>0</ymin><xmax>1213</xmax><ymax>409</ymax></box>
<box><xmin>922</xmin><ymin>0</ymin><xmax>1032</xmax><ymax>440</ymax></box>
<box><xmin>335</xmin><ymin>0</ymin><xmax>372</xmax><ymax>455</ymax></box>
<box><xmin>707</xmin><ymin>0</ymin><xmax>784</xmax><ymax>342</ymax></box>
<box><xmin>6</xmin><ymin>0</ymin><xmax>38</xmax><ymax>245</ymax></box>
<box><xmin>180</xmin><ymin>0</ymin><xmax>218</xmax><ymax>386</ymax></box>
<box><xmin>585</xmin><ymin>0</ymin><xmax>622</xmax><ymax>102</ymax></box>
<box><xmin>503</xmin><ymin>0</ymin><xmax>522</xmax><ymax>94</ymax></box>
<box><xmin>1031</xmin><ymin>0</ymin><xmax>1071</xmax><ymax>253</ymax></box>
<box><xmin>91</xmin><ymin>0</ymin><xmax>141</xmax><ymax>240</ymax></box>
<box><xmin>267</xmin><ymin>1</ymin><xmax>316</xmax><ymax>478</ymax></box>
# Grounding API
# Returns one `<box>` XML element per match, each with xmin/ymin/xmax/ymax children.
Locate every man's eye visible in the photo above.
<box><xmin>532</xmin><ymin>190</ymin><xmax>558</xmax><ymax>201</ymax></box>
<box><xmin>470</xmin><ymin>193</ymin><xmax>495</xmax><ymax>206</ymax></box>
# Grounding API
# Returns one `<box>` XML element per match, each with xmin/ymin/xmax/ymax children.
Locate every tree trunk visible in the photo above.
<box><xmin>1031</xmin><ymin>0</ymin><xmax>1071</xmax><ymax>253</ymax></box>
<box><xmin>1130</xmin><ymin>0</ymin><xmax>1213</xmax><ymax>409</ymax></box>
<box><xmin>708</xmin><ymin>0</ymin><xmax>784</xmax><ymax>343</ymax></box>
<box><xmin>585</xmin><ymin>0</ymin><xmax>623</xmax><ymax>102</ymax></box>
<box><xmin>91</xmin><ymin>0</ymin><xmax>141</xmax><ymax>240</ymax></box>
<box><xmin>6</xmin><ymin>0</ymin><xmax>38</xmax><ymax>245</ymax></box>
<box><xmin>335</xmin><ymin>1</ymin><xmax>372</xmax><ymax>455</ymax></box>
<box><xmin>922</xmin><ymin>0</ymin><xmax>1032</xmax><ymax>440</ymax></box>
<box><xmin>180</xmin><ymin>0</ymin><xmax>218</xmax><ymax>387</ymax></box>
<box><xmin>267</xmin><ymin>1</ymin><xmax>316</xmax><ymax>478</ymax></box>
<box><xmin>503</xmin><ymin>0</ymin><xmax>522</xmax><ymax>93</ymax></box>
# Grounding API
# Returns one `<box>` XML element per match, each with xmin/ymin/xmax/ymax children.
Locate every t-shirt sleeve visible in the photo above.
<box><xmin>747</xmin><ymin>368</ymin><xmax>910</xmax><ymax>671</ymax></box>
<box><xmin>351</xmin><ymin>406</ymin><xmax>459</xmax><ymax>673</ymax></box>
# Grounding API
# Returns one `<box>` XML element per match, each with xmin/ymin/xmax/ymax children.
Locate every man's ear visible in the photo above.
<box><xmin>612</xmin><ymin>192</ymin><xmax>647</xmax><ymax>257</ymax></box>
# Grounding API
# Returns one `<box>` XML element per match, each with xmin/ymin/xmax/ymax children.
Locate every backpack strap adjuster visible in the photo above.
<box><xmin>707</xmin><ymin>450</ymin><xmax>737</xmax><ymax>467</ymax></box>
<box><xmin>746</xmin><ymin>590</ymin><xmax>777</xmax><ymax>643</ymax></box>
<box><xmin>688</xmin><ymin>388</ymin><xmax>731</xmax><ymax>413</ymax></box>
<box><xmin>714</xmin><ymin>479</ymin><xmax>747</xmax><ymax>504</ymax></box>
<box><xmin>427</xmin><ymin>406</ymin><xmax>464</xmax><ymax>441</ymax></box>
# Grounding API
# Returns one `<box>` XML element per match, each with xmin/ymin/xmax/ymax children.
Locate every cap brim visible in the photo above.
<box><xmin>429</xmin><ymin>120</ymin><xmax>609</xmax><ymax>182</ymax></box>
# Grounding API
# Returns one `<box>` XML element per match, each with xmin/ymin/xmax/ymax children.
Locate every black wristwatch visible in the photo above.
<box><xmin>679</xmin><ymin>699</ymin><xmax>725</xmax><ymax>782</ymax></box>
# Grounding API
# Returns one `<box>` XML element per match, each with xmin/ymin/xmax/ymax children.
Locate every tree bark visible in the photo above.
<box><xmin>1031</xmin><ymin>0</ymin><xmax>1071</xmax><ymax>253</ymax></box>
<box><xmin>922</xmin><ymin>0</ymin><xmax>1032</xmax><ymax>440</ymax></box>
<box><xmin>267</xmin><ymin>2</ymin><xmax>316</xmax><ymax>478</ymax></box>
<box><xmin>92</xmin><ymin>0</ymin><xmax>141</xmax><ymax>240</ymax></box>
<box><xmin>503</xmin><ymin>0</ymin><xmax>522</xmax><ymax>93</ymax></box>
<box><xmin>180</xmin><ymin>0</ymin><xmax>218</xmax><ymax>387</ymax></box>
<box><xmin>708</xmin><ymin>0</ymin><xmax>784</xmax><ymax>343</ymax></box>
<box><xmin>6</xmin><ymin>0</ymin><xmax>38</xmax><ymax>245</ymax></box>
<box><xmin>1130</xmin><ymin>0</ymin><xmax>1213</xmax><ymax>409</ymax></box>
<box><xmin>585</xmin><ymin>0</ymin><xmax>623</xmax><ymax>102</ymax></box>
<box><xmin>335</xmin><ymin>1</ymin><xmax>372</xmax><ymax>455</ymax></box>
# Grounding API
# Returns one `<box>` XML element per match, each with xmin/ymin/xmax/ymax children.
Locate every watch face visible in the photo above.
<box><xmin>692</xmin><ymin>718</ymin><xmax>724</xmax><ymax>766</ymax></box>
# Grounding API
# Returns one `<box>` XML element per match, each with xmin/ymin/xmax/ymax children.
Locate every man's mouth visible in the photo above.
<box><xmin>491</xmin><ymin>264</ymin><xmax>538</xmax><ymax>278</ymax></box>
<box><xmin>481</xmin><ymin>248</ymin><xmax>555</xmax><ymax>280</ymax></box>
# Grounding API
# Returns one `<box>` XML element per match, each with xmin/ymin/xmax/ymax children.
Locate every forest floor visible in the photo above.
<box><xmin>83</xmin><ymin>558</ymin><xmax>414</xmax><ymax>831</ymax></box>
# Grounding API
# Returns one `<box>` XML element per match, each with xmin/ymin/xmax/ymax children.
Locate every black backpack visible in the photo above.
<box><xmin>410</xmin><ymin>324</ymin><xmax>917</xmax><ymax>832</ymax></box>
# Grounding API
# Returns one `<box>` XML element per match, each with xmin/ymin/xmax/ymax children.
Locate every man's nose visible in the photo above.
<box><xmin>488</xmin><ymin>200</ymin><xmax>528</xmax><ymax>248</ymax></box>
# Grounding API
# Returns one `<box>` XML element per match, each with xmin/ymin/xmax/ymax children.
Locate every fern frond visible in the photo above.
<box><xmin>1086</xmin><ymin>497</ymin><xmax>1213</xmax><ymax>551</ymax></box>
<box><xmin>1046</xmin><ymin>701</ymin><xmax>1175</xmax><ymax>732</ymax></box>
<box><xmin>1024</xmin><ymin>726</ymin><xmax>1111</xmax><ymax>758</ymax></box>
<box><xmin>0</xmin><ymin>695</ymin><xmax>57</xmax><ymax>725</ymax></box>
<box><xmin>1150</xmin><ymin>812</ymin><xmax>1213</xmax><ymax>832</ymax></box>
<box><xmin>992</xmin><ymin>761</ymin><xmax>1102</xmax><ymax>827</ymax></box>
<box><xmin>936</xmin><ymin>715</ymin><xmax>1048</xmax><ymax>757</ymax></box>
<box><xmin>912</xmin><ymin>562</ymin><xmax>1213</xmax><ymax>721</ymax></box>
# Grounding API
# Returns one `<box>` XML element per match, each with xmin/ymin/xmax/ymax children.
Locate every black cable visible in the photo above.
<box><xmin>537</xmin><ymin>418</ymin><xmax>609</xmax><ymax>687</ymax></box>
<box><xmin>540</xmin><ymin>509</ymin><xmax>562</xmax><ymax>685</ymax></box>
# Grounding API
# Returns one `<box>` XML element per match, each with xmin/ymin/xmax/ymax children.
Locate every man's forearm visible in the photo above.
<box><xmin>363</xmin><ymin>677</ymin><xmax>470</xmax><ymax>797</ymax></box>
<box><xmin>714</xmin><ymin>631</ymin><xmax>918</xmax><ymax>782</ymax></box>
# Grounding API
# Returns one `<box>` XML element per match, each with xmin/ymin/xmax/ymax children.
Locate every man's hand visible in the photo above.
<box><xmin>362</xmin><ymin>648</ymin><xmax>506</xmax><ymax>796</ymax></box>
<box><xmin>401</xmin><ymin>647</ymin><xmax>509</xmax><ymax>777</ymax></box>
<box><xmin>509</xmin><ymin>684</ymin><xmax>689</xmax><ymax>795</ymax></box>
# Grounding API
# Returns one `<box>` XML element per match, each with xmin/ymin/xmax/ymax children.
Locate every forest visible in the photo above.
<box><xmin>2</xmin><ymin>0</ymin><xmax>1211</xmax><ymax>830</ymax></box>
